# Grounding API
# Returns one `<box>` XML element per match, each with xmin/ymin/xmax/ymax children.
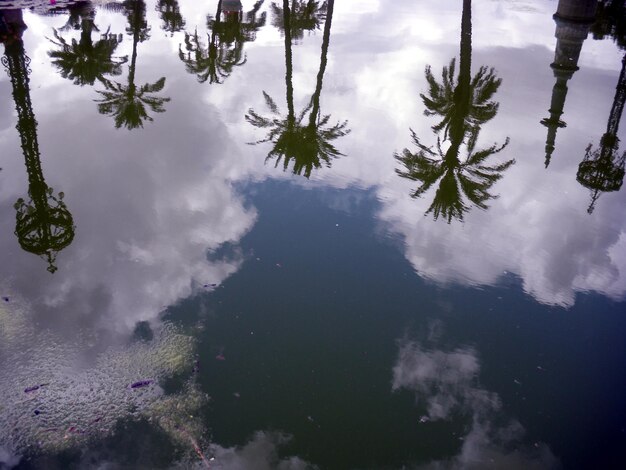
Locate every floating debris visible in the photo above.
<box><xmin>215</xmin><ymin>354</ymin><xmax>225</xmax><ymax>361</ymax></box>
<box><xmin>130</xmin><ymin>379</ymin><xmax>153</xmax><ymax>389</ymax></box>
<box><xmin>24</xmin><ymin>383</ymin><xmax>48</xmax><ymax>393</ymax></box>
<box><xmin>233</xmin><ymin>392</ymin><xmax>240</xmax><ymax>398</ymax></box>
<box><xmin>513</xmin><ymin>379</ymin><xmax>522</xmax><ymax>386</ymax></box>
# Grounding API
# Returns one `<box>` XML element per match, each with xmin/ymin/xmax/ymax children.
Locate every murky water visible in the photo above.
<box><xmin>1</xmin><ymin>0</ymin><xmax>625</xmax><ymax>468</ymax></box>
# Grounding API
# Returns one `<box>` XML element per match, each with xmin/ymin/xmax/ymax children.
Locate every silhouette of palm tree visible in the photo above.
<box><xmin>396</xmin><ymin>131</ymin><xmax>512</xmax><ymax>222</ymax></box>
<box><xmin>246</xmin><ymin>0</ymin><xmax>348</xmax><ymax>178</ymax></box>
<box><xmin>421</xmin><ymin>59</ymin><xmax>501</xmax><ymax>151</ymax></box>
<box><xmin>178</xmin><ymin>0</ymin><xmax>265</xmax><ymax>84</ymax></box>
<box><xmin>270</xmin><ymin>0</ymin><xmax>327</xmax><ymax>42</ymax></box>
<box><xmin>96</xmin><ymin>0</ymin><xmax>170</xmax><ymax>129</ymax></box>
<box><xmin>48</xmin><ymin>3</ymin><xmax>126</xmax><ymax>86</ymax></box>
<box><xmin>395</xmin><ymin>0</ymin><xmax>513</xmax><ymax>222</ymax></box>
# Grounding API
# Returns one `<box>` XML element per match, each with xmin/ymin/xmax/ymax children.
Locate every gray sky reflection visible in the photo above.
<box><xmin>0</xmin><ymin>1</ymin><xmax>624</xmax><ymax>468</ymax></box>
<box><xmin>0</xmin><ymin>0</ymin><xmax>623</xmax><ymax>340</ymax></box>
<box><xmin>0</xmin><ymin>76</ymin><xmax>257</xmax><ymax>336</ymax></box>
<box><xmin>226</xmin><ymin>0</ymin><xmax>626</xmax><ymax>307</ymax></box>
<box><xmin>0</xmin><ymin>1</ymin><xmax>623</xmax><ymax>342</ymax></box>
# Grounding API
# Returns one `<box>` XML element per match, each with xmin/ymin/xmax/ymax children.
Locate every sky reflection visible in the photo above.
<box><xmin>0</xmin><ymin>0</ymin><xmax>625</xmax><ymax>468</ymax></box>
<box><xmin>392</xmin><ymin>334</ymin><xmax>559</xmax><ymax>469</ymax></box>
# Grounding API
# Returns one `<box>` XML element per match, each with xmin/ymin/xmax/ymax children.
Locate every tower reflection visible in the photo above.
<box><xmin>541</xmin><ymin>0</ymin><xmax>597</xmax><ymax>167</ymax></box>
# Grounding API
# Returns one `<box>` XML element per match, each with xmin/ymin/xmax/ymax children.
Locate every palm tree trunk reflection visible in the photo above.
<box><xmin>395</xmin><ymin>0</ymin><xmax>514</xmax><ymax>223</ymax></box>
<box><xmin>246</xmin><ymin>0</ymin><xmax>349</xmax><ymax>178</ymax></box>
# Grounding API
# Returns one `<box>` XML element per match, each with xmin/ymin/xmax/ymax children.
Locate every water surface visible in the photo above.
<box><xmin>1</xmin><ymin>0</ymin><xmax>626</xmax><ymax>468</ymax></box>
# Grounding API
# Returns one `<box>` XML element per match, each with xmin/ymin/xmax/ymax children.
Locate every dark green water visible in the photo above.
<box><xmin>1</xmin><ymin>1</ymin><xmax>625</xmax><ymax>469</ymax></box>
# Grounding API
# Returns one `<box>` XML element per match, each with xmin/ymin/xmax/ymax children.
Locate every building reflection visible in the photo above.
<box><xmin>395</xmin><ymin>0</ymin><xmax>513</xmax><ymax>223</ymax></box>
<box><xmin>577</xmin><ymin>54</ymin><xmax>626</xmax><ymax>213</ymax></box>
<box><xmin>541</xmin><ymin>0</ymin><xmax>597</xmax><ymax>168</ymax></box>
<box><xmin>246</xmin><ymin>0</ymin><xmax>349</xmax><ymax>178</ymax></box>
<box><xmin>178</xmin><ymin>0</ymin><xmax>266</xmax><ymax>84</ymax></box>
<box><xmin>1</xmin><ymin>9</ymin><xmax>75</xmax><ymax>273</ymax></box>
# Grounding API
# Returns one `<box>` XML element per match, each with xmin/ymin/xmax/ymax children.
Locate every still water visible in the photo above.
<box><xmin>1</xmin><ymin>0</ymin><xmax>625</xmax><ymax>468</ymax></box>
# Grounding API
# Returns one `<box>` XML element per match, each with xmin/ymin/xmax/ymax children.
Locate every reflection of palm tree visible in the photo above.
<box><xmin>2</xmin><ymin>10</ymin><xmax>75</xmax><ymax>273</ymax></box>
<box><xmin>96</xmin><ymin>0</ymin><xmax>170</xmax><ymax>129</ymax></box>
<box><xmin>58</xmin><ymin>0</ymin><xmax>89</xmax><ymax>31</ymax></box>
<box><xmin>246</xmin><ymin>0</ymin><xmax>349</xmax><ymax>178</ymax></box>
<box><xmin>421</xmin><ymin>60</ymin><xmax>501</xmax><ymax>151</ymax></box>
<box><xmin>577</xmin><ymin>54</ymin><xmax>626</xmax><ymax>213</ymax></box>
<box><xmin>156</xmin><ymin>0</ymin><xmax>186</xmax><ymax>35</ymax></box>
<box><xmin>271</xmin><ymin>0</ymin><xmax>327</xmax><ymax>42</ymax></box>
<box><xmin>396</xmin><ymin>131</ymin><xmax>512</xmax><ymax>222</ymax></box>
<box><xmin>178</xmin><ymin>0</ymin><xmax>265</xmax><ymax>84</ymax></box>
<box><xmin>48</xmin><ymin>3</ymin><xmax>126</xmax><ymax>86</ymax></box>
<box><xmin>395</xmin><ymin>0</ymin><xmax>514</xmax><ymax>222</ymax></box>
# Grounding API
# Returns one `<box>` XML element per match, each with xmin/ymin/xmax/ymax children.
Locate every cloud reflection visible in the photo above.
<box><xmin>204</xmin><ymin>431</ymin><xmax>317</xmax><ymax>470</ymax></box>
<box><xmin>0</xmin><ymin>303</ymin><xmax>207</xmax><ymax>467</ymax></box>
<box><xmin>0</xmin><ymin>90</ymin><xmax>257</xmax><ymax>334</ymax></box>
<box><xmin>392</xmin><ymin>338</ymin><xmax>559</xmax><ymax>469</ymax></box>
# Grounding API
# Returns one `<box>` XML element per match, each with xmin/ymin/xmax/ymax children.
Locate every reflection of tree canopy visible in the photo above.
<box><xmin>271</xmin><ymin>0</ymin><xmax>327</xmax><ymax>42</ymax></box>
<box><xmin>178</xmin><ymin>0</ymin><xmax>265</xmax><ymax>84</ymax></box>
<box><xmin>96</xmin><ymin>0</ymin><xmax>170</xmax><ymax>129</ymax></box>
<box><xmin>156</xmin><ymin>0</ymin><xmax>186</xmax><ymax>35</ymax></box>
<box><xmin>591</xmin><ymin>0</ymin><xmax>626</xmax><ymax>49</ymax></box>
<box><xmin>577</xmin><ymin>54</ymin><xmax>626</xmax><ymax>213</ymax></box>
<box><xmin>396</xmin><ymin>131</ymin><xmax>512</xmax><ymax>223</ymax></box>
<box><xmin>124</xmin><ymin>0</ymin><xmax>150</xmax><ymax>42</ymax></box>
<box><xmin>48</xmin><ymin>3</ymin><xmax>126</xmax><ymax>86</ymax></box>
<box><xmin>97</xmin><ymin>76</ymin><xmax>169</xmax><ymax>129</ymax></box>
<box><xmin>58</xmin><ymin>0</ymin><xmax>89</xmax><ymax>31</ymax></box>
<box><xmin>213</xmin><ymin>0</ymin><xmax>266</xmax><ymax>44</ymax></box>
<box><xmin>395</xmin><ymin>0</ymin><xmax>514</xmax><ymax>223</ymax></box>
<box><xmin>421</xmin><ymin>59</ymin><xmax>501</xmax><ymax>150</ymax></box>
<box><xmin>246</xmin><ymin>92</ymin><xmax>349</xmax><ymax>177</ymax></box>
<box><xmin>246</xmin><ymin>0</ymin><xmax>349</xmax><ymax>178</ymax></box>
